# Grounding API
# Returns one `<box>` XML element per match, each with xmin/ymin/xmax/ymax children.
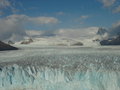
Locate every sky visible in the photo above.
<box><xmin>0</xmin><ymin>0</ymin><xmax>120</xmax><ymax>40</ymax></box>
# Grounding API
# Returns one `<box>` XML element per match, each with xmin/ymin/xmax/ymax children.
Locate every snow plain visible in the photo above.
<box><xmin>0</xmin><ymin>45</ymin><xmax>120</xmax><ymax>90</ymax></box>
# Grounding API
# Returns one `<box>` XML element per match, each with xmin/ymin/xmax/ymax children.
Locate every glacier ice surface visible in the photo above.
<box><xmin>0</xmin><ymin>46</ymin><xmax>120</xmax><ymax>90</ymax></box>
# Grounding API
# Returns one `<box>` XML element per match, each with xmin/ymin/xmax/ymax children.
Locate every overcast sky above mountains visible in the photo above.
<box><xmin>0</xmin><ymin>0</ymin><xmax>120</xmax><ymax>40</ymax></box>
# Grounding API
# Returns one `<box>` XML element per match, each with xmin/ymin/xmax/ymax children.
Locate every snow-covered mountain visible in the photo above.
<box><xmin>99</xmin><ymin>23</ymin><xmax>120</xmax><ymax>45</ymax></box>
<box><xmin>6</xmin><ymin>26</ymin><xmax>117</xmax><ymax>46</ymax></box>
<box><xmin>15</xmin><ymin>37</ymin><xmax>83</xmax><ymax>46</ymax></box>
<box><xmin>97</xmin><ymin>28</ymin><xmax>107</xmax><ymax>35</ymax></box>
<box><xmin>13</xmin><ymin>27</ymin><xmax>105</xmax><ymax>46</ymax></box>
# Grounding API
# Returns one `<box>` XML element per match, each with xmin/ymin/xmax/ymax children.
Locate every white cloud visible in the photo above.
<box><xmin>0</xmin><ymin>11</ymin><xmax>4</xmax><ymax>15</ymax></box>
<box><xmin>80</xmin><ymin>15</ymin><xmax>89</xmax><ymax>20</ymax></box>
<box><xmin>113</xmin><ymin>5</ymin><xmax>120</xmax><ymax>13</ymax></box>
<box><xmin>56</xmin><ymin>12</ymin><xmax>65</xmax><ymax>15</ymax></box>
<box><xmin>26</xmin><ymin>30</ymin><xmax>43</xmax><ymax>37</ymax></box>
<box><xmin>54</xmin><ymin>27</ymin><xmax>99</xmax><ymax>39</ymax></box>
<box><xmin>0</xmin><ymin>0</ymin><xmax>11</xmax><ymax>9</ymax></box>
<box><xmin>25</xmin><ymin>27</ymin><xmax>99</xmax><ymax>40</ymax></box>
<box><xmin>0</xmin><ymin>0</ymin><xmax>17</xmax><ymax>14</ymax></box>
<box><xmin>0</xmin><ymin>15</ymin><xmax>26</xmax><ymax>40</ymax></box>
<box><xmin>29</xmin><ymin>17</ymin><xmax>59</xmax><ymax>25</ymax></box>
<box><xmin>100</xmin><ymin>0</ymin><xmax>116</xmax><ymax>7</ymax></box>
<box><xmin>0</xmin><ymin>14</ymin><xmax>59</xmax><ymax>40</ymax></box>
<box><xmin>98</xmin><ymin>0</ymin><xmax>120</xmax><ymax>13</ymax></box>
<box><xmin>5</xmin><ymin>14</ymin><xmax>59</xmax><ymax>25</ymax></box>
<box><xmin>112</xmin><ymin>20</ymin><xmax>120</xmax><ymax>27</ymax></box>
<box><xmin>75</xmin><ymin>15</ymin><xmax>89</xmax><ymax>24</ymax></box>
<box><xmin>105</xmin><ymin>20</ymin><xmax>120</xmax><ymax>36</ymax></box>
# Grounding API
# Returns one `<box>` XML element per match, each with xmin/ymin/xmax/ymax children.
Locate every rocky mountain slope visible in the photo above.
<box><xmin>0</xmin><ymin>41</ymin><xmax>18</xmax><ymax>51</ymax></box>
<box><xmin>100</xmin><ymin>35</ymin><xmax>120</xmax><ymax>45</ymax></box>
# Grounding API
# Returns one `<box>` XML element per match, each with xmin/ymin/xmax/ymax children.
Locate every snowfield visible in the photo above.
<box><xmin>0</xmin><ymin>46</ymin><xmax>120</xmax><ymax>90</ymax></box>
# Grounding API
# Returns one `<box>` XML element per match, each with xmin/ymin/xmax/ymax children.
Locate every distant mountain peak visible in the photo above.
<box><xmin>97</xmin><ymin>27</ymin><xmax>108</xmax><ymax>35</ymax></box>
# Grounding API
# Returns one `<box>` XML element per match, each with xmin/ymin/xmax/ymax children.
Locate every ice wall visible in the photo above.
<box><xmin>0</xmin><ymin>64</ymin><xmax>120</xmax><ymax>90</ymax></box>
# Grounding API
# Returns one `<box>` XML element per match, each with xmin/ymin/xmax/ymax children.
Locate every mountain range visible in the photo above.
<box><xmin>1</xmin><ymin>25</ymin><xmax>120</xmax><ymax>46</ymax></box>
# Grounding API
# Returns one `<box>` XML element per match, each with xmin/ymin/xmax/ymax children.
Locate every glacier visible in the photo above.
<box><xmin>0</xmin><ymin>46</ymin><xmax>120</xmax><ymax>90</ymax></box>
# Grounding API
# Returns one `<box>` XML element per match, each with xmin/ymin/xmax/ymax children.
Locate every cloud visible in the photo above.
<box><xmin>56</xmin><ymin>12</ymin><xmax>65</xmax><ymax>15</ymax></box>
<box><xmin>6</xmin><ymin>14</ymin><xmax>59</xmax><ymax>25</ymax></box>
<box><xmin>0</xmin><ymin>14</ymin><xmax>59</xmax><ymax>40</ymax></box>
<box><xmin>98</xmin><ymin>0</ymin><xmax>120</xmax><ymax>13</ymax></box>
<box><xmin>101</xmin><ymin>20</ymin><xmax>120</xmax><ymax>38</ymax></box>
<box><xmin>0</xmin><ymin>0</ymin><xmax>18</xmax><ymax>14</ymax></box>
<box><xmin>0</xmin><ymin>11</ymin><xmax>4</xmax><ymax>16</ymax></box>
<box><xmin>112</xmin><ymin>20</ymin><xmax>120</xmax><ymax>27</ymax></box>
<box><xmin>25</xmin><ymin>27</ymin><xmax>99</xmax><ymax>40</ymax></box>
<box><xmin>100</xmin><ymin>0</ymin><xmax>116</xmax><ymax>7</ymax></box>
<box><xmin>54</xmin><ymin>27</ymin><xmax>99</xmax><ymax>39</ymax></box>
<box><xmin>113</xmin><ymin>5</ymin><xmax>120</xmax><ymax>13</ymax></box>
<box><xmin>0</xmin><ymin>0</ymin><xmax>11</xmax><ymax>9</ymax></box>
<box><xmin>29</xmin><ymin>17</ymin><xmax>59</xmax><ymax>25</ymax></box>
<box><xmin>95</xmin><ymin>20</ymin><xmax>120</xmax><ymax>39</ymax></box>
<box><xmin>80</xmin><ymin>15</ymin><xmax>89</xmax><ymax>20</ymax></box>
<box><xmin>109</xmin><ymin>20</ymin><xmax>120</xmax><ymax>35</ymax></box>
<box><xmin>75</xmin><ymin>15</ymin><xmax>89</xmax><ymax>24</ymax></box>
<box><xmin>0</xmin><ymin>15</ymin><xmax>26</xmax><ymax>40</ymax></box>
<box><xmin>26</xmin><ymin>30</ymin><xmax>43</xmax><ymax>37</ymax></box>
